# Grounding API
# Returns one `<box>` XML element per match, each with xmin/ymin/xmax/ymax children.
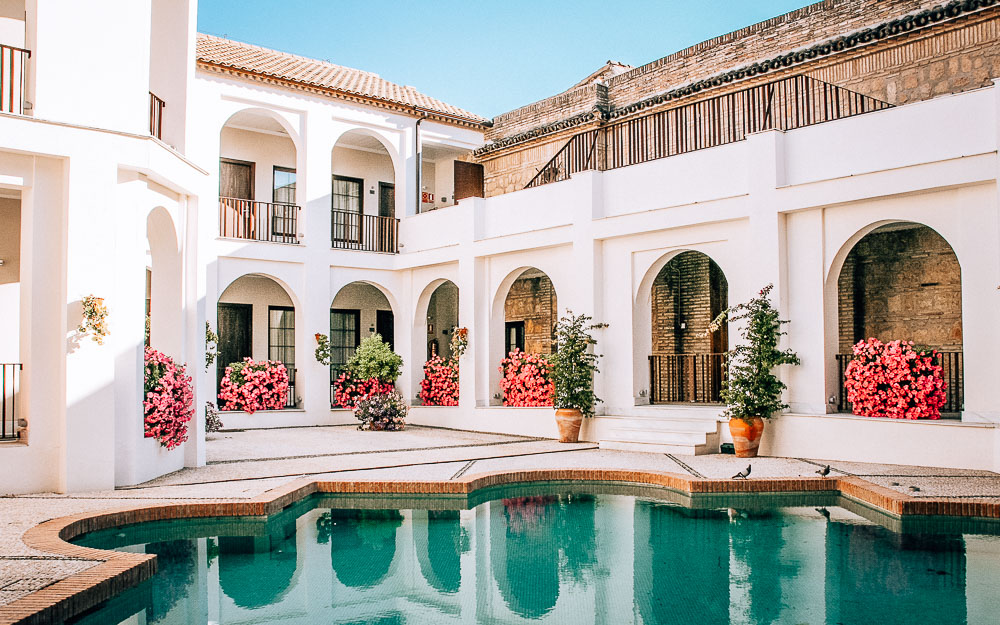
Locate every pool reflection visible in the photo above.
<box><xmin>68</xmin><ymin>493</ymin><xmax>1000</xmax><ymax>625</ymax></box>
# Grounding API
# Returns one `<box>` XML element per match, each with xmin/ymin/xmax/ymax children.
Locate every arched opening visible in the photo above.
<box><xmin>330</xmin><ymin>281</ymin><xmax>396</xmax><ymax>403</ymax></box>
<box><xmin>415</xmin><ymin>509</ymin><xmax>462</xmax><ymax>594</ymax></box>
<box><xmin>0</xmin><ymin>191</ymin><xmax>21</xmax><ymax>440</ymax></box>
<box><xmin>833</xmin><ymin>222</ymin><xmax>963</xmax><ymax>414</ymax></box>
<box><xmin>502</xmin><ymin>268</ymin><xmax>557</xmax><ymax>357</ymax></box>
<box><xmin>424</xmin><ymin>280</ymin><xmax>459</xmax><ymax>361</ymax></box>
<box><xmin>331</xmin><ymin>130</ymin><xmax>399</xmax><ymax>253</ymax></box>
<box><xmin>648</xmin><ymin>251</ymin><xmax>728</xmax><ymax>404</ymax></box>
<box><xmin>490</xmin><ymin>497</ymin><xmax>560</xmax><ymax>618</ymax></box>
<box><xmin>218</xmin><ymin>530</ymin><xmax>297</xmax><ymax>609</ymax></box>
<box><xmin>218</xmin><ymin>109</ymin><xmax>300</xmax><ymax>243</ymax></box>
<box><xmin>328</xmin><ymin>509</ymin><xmax>402</xmax><ymax>589</ymax></box>
<box><xmin>146</xmin><ymin>207</ymin><xmax>183</xmax><ymax>358</ymax></box>
<box><xmin>217</xmin><ymin>274</ymin><xmax>298</xmax><ymax>409</ymax></box>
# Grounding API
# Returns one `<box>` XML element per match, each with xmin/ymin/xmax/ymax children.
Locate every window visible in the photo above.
<box><xmin>332</xmin><ymin>176</ymin><xmax>363</xmax><ymax>244</ymax></box>
<box><xmin>329</xmin><ymin>309</ymin><xmax>360</xmax><ymax>378</ymax></box>
<box><xmin>273</xmin><ymin>167</ymin><xmax>296</xmax><ymax>204</ymax></box>
<box><xmin>505</xmin><ymin>321</ymin><xmax>525</xmax><ymax>355</ymax></box>
<box><xmin>271</xmin><ymin>167</ymin><xmax>297</xmax><ymax>241</ymax></box>
<box><xmin>268</xmin><ymin>306</ymin><xmax>295</xmax><ymax>368</ymax></box>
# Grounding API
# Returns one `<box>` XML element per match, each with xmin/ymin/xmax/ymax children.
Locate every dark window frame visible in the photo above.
<box><xmin>272</xmin><ymin>166</ymin><xmax>297</xmax><ymax>205</ymax></box>
<box><xmin>267</xmin><ymin>305</ymin><xmax>295</xmax><ymax>368</ymax></box>
<box><xmin>505</xmin><ymin>321</ymin><xmax>525</xmax><ymax>355</ymax></box>
<box><xmin>329</xmin><ymin>308</ymin><xmax>361</xmax><ymax>378</ymax></box>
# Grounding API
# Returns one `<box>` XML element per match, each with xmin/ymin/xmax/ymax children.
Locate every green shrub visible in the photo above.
<box><xmin>550</xmin><ymin>311</ymin><xmax>607</xmax><ymax>417</ymax></box>
<box><xmin>346</xmin><ymin>333</ymin><xmax>403</xmax><ymax>383</ymax></box>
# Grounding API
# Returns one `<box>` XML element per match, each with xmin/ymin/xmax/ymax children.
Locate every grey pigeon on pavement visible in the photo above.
<box><xmin>732</xmin><ymin>465</ymin><xmax>751</xmax><ymax>480</ymax></box>
<box><xmin>816</xmin><ymin>465</ymin><xmax>831</xmax><ymax>477</ymax></box>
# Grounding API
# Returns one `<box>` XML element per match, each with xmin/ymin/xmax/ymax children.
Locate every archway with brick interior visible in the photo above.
<box><xmin>833</xmin><ymin>222</ymin><xmax>963</xmax><ymax>415</ymax></box>
<box><xmin>501</xmin><ymin>268</ymin><xmax>558</xmax><ymax>358</ymax></box>
<box><xmin>647</xmin><ymin>250</ymin><xmax>728</xmax><ymax>404</ymax></box>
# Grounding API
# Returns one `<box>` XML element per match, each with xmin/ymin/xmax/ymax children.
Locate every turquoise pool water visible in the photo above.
<box><xmin>67</xmin><ymin>484</ymin><xmax>1000</xmax><ymax>624</ymax></box>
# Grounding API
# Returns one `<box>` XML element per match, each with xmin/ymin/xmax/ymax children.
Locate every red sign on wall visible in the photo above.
<box><xmin>422</xmin><ymin>192</ymin><xmax>435</xmax><ymax>203</ymax></box>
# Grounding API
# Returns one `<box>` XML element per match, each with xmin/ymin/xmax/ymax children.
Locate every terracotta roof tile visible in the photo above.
<box><xmin>196</xmin><ymin>33</ymin><xmax>487</xmax><ymax>124</ymax></box>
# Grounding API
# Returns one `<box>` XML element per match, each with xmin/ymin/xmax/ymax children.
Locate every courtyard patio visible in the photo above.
<box><xmin>1</xmin><ymin>424</ymin><xmax>999</xmax><ymax>616</ymax></box>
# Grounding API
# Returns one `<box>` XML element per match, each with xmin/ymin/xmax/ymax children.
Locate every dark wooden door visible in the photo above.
<box><xmin>377</xmin><ymin>182</ymin><xmax>395</xmax><ymax>253</ymax></box>
<box><xmin>217</xmin><ymin>303</ymin><xmax>252</xmax><ymax>392</ymax></box>
<box><xmin>220</xmin><ymin>159</ymin><xmax>255</xmax><ymax>238</ymax></box>
<box><xmin>376</xmin><ymin>309</ymin><xmax>395</xmax><ymax>351</ymax></box>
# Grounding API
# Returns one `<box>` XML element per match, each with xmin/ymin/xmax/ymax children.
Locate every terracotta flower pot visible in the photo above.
<box><xmin>555</xmin><ymin>408</ymin><xmax>583</xmax><ymax>443</ymax></box>
<box><xmin>729</xmin><ymin>417</ymin><xmax>765</xmax><ymax>458</ymax></box>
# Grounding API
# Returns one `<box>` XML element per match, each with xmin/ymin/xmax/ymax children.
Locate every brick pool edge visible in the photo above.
<box><xmin>3</xmin><ymin>469</ymin><xmax>998</xmax><ymax>625</ymax></box>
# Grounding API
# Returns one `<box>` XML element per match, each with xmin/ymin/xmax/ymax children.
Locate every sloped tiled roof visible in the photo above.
<box><xmin>196</xmin><ymin>33</ymin><xmax>488</xmax><ymax>125</ymax></box>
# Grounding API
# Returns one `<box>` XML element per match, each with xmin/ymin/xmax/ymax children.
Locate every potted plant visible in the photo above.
<box><xmin>549</xmin><ymin>311</ymin><xmax>607</xmax><ymax>443</ymax></box>
<box><xmin>709</xmin><ymin>284</ymin><xmax>799</xmax><ymax>457</ymax></box>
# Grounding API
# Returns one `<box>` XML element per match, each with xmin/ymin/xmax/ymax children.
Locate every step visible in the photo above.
<box><xmin>623</xmin><ymin>404</ymin><xmax>725</xmax><ymax>419</ymax></box>
<box><xmin>599</xmin><ymin>438</ymin><xmax>715</xmax><ymax>456</ymax></box>
<box><xmin>603</xmin><ymin>418</ymin><xmax>720</xmax><ymax>434</ymax></box>
<box><xmin>608</xmin><ymin>427</ymin><xmax>713</xmax><ymax>445</ymax></box>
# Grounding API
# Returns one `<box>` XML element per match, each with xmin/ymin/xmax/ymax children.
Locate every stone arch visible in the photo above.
<box><xmin>826</xmin><ymin>221</ymin><xmax>963</xmax><ymax>414</ymax></box>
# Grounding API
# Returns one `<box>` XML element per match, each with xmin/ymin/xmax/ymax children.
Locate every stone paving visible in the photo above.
<box><xmin>0</xmin><ymin>424</ymin><xmax>998</xmax><ymax>609</ymax></box>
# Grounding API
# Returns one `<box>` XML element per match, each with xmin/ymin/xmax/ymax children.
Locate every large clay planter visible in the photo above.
<box><xmin>729</xmin><ymin>417</ymin><xmax>765</xmax><ymax>458</ymax></box>
<box><xmin>555</xmin><ymin>408</ymin><xmax>583</xmax><ymax>443</ymax></box>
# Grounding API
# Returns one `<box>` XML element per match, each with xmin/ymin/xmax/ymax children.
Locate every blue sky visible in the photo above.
<box><xmin>197</xmin><ymin>1</ymin><xmax>813</xmax><ymax>119</ymax></box>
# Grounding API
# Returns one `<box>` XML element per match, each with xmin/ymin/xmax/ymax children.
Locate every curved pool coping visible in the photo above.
<box><xmin>2</xmin><ymin>468</ymin><xmax>999</xmax><ymax>625</ymax></box>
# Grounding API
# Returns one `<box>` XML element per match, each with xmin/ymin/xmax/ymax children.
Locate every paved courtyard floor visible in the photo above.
<box><xmin>1</xmin><ymin>423</ymin><xmax>999</xmax><ymax>608</ymax></box>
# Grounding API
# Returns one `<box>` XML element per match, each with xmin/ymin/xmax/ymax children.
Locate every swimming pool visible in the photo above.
<box><xmin>67</xmin><ymin>483</ymin><xmax>1000</xmax><ymax>624</ymax></box>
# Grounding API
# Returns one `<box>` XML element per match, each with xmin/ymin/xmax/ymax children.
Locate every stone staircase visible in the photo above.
<box><xmin>597</xmin><ymin>404</ymin><xmax>724</xmax><ymax>455</ymax></box>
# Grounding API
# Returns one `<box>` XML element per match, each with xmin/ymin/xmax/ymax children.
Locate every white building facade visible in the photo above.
<box><xmin>2</xmin><ymin>0</ymin><xmax>999</xmax><ymax>495</ymax></box>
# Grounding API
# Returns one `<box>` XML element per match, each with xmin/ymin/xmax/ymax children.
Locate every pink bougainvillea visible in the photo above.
<box><xmin>499</xmin><ymin>349</ymin><xmax>554</xmax><ymax>407</ymax></box>
<box><xmin>843</xmin><ymin>338</ymin><xmax>946</xmax><ymax>420</ymax></box>
<box><xmin>218</xmin><ymin>358</ymin><xmax>289</xmax><ymax>414</ymax></box>
<box><xmin>419</xmin><ymin>356</ymin><xmax>459</xmax><ymax>406</ymax></box>
<box><xmin>332</xmin><ymin>373</ymin><xmax>394</xmax><ymax>410</ymax></box>
<box><xmin>144</xmin><ymin>347</ymin><xmax>193</xmax><ymax>450</ymax></box>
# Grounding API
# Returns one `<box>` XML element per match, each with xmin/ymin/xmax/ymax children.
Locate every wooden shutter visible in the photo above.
<box><xmin>453</xmin><ymin>161</ymin><xmax>484</xmax><ymax>201</ymax></box>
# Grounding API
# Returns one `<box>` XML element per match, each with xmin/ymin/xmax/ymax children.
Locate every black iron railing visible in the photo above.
<box><xmin>1</xmin><ymin>44</ymin><xmax>29</xmax><ymax>116</ymax></box>
<box><xmin>836</xmin><ymin>351</ymin><xmax>963</xmax><ymax>415</ymax></box>
<box><xmin>219</xmin><ymin>197</ymin><xmax>300</xmax><ymax>244</ymax></box>
<box><xmin>149</xmin><ymin>91</ymin><xmax>165</xmax><ymax>139</ymax></box>
<box><xmin>526</xmin><ymin>74</ymin><xmax>893</xmax><ymax>189</ymax></box>
<box><xmin>1</xmin><ymin>363</ymin><xmax>22</xmax><ymax>440</ymax></box>
<box><xmin>331</xmin><ymin>210</ymin><xmax>398</xmax><ymax>253</ymax></box>
<box><xmin>284</xmin><ymin>368</ymin><xmax>296</xmax><ymax>409</ymax></box>
<box><xmin>649</xmin><ymin>353</ymin><xmax>726</xmax><ymax>404</ymax></box>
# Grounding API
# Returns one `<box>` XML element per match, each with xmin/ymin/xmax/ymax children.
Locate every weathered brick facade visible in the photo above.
<box><xmin>477</xmin><ymin>0</ymin><xmax>1000</xmax><ymax>197</ymax></box>
<box><xmin>504</xmin><ymin>273</ymin><xmax>557</xmax><ymax>355</ymax></box>
<box><xmin>837</xmin><ymin>224</ymin><xmax>963</xmax><ymax>353</ymax></box>
<box><xmin>651</xmin><ymin>252</ymin><xmax>729</xmax><ymax>355</ymax></box>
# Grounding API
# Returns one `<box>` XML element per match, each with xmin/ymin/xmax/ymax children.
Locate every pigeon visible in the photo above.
<box><xmin>908</xmin><ymin>486</ymin><xmax>921</xmax><ymax>492</ymax></box>
<box><xmin>815</xmin><ymin>465</ymin><xmax>831</xmax><ymax>477</ymax></box>
<box><xmin>815</xmin><ymin>507</ymin><xmax>831</xmax><ymax>520</ymax></box>
<box><xmin>890</xmin><ymin>481</ymin><xmax>900</xmax><ymax>486</ymax></box>
<box><xmin>732</xmin><ymin>465</ymin><xmax>751</xmax><ymax>480</ymax></box>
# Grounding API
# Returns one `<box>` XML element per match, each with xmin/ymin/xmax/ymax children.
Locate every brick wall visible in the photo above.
<box><xmin>477</xmin><ymin>2</ymin><xmax>1000</xmax><ymax>197</ymax></box>
<box><xmin>504</xmin><ymin>273</ymin><xmax>557</xmax><ymax>355</ymax></box>
<box><xmin>651</xmin><ymin>251</ymin><xmax>728</xmax><ymax>354</ymax></box>
<box><xmin>837</xmin><ymin>224</ymin><xmax>963</xmax><ymax>353</ymax></box>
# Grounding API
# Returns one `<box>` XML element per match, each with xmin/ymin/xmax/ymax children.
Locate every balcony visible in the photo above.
<box><xmin>0</xmin><ymin>43</ymin><xmax>29</xmax><ymax>116</ymax></box>
<box><xmin>331</xmin><ymin>210</ymin><xmax>399</xmax><ymax>254</ymax></box>
<box><xmin>219</xmin><ymin>197</ymin><xmax>300</xmax><ymax>244</ymax></box>
<box><xmin>526</xmin><ymin>74</ymin><xmax>893</xmax><ymax>189</ymax></box>
<box><xmin>1</xmin><ymin>363</ymin><xmax>22</xmax><ymax>440</ymax></box>
<box><xmin>149</xmin><ymin>91</ymin><xmax>165</xmax><ymax>139</ymax></box>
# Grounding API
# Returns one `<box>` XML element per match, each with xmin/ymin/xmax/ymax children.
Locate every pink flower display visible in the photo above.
<box><xmin>218</xmin><ymin>358</ymin><xmax>289</xmax><ymax>414</ymax></box>
<box><xmin>144</xmin><ymin>347</ymin><xmax>194</xmax><ymax>450</ymax></box>
<box><xmin>498</xmin><ymin>349</ymin><xmax>554</xmax><ymax>407</ymax></box>
<box><xmin>332</xmin><ymin>372</ymin><xmax>394</xmax><ymax>410</ymax></box>
<box><xmin>419</xmin><ymin>356</ymin><xmax>459</xmax><ymax>406</ymax></box>
<box><xmin>843</xmin><ymin>338</ymin><xmax>946</xmax><ymax>420</ymax></box>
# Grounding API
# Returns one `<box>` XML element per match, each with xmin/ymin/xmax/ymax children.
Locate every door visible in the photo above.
<box><xmin>376</xmin><ymin>309</ymin><xmax>395</xmax><ymax>351</ymax></box>
<box><xmin>505</xmin><ymin>321</ymin><xmax>525</xmax><ymax>356</ymax></box>
<box><xmin>329</xmin><ymin>309</ymin><xmax>360</xmax><ymax>379</ymax></box>
<box><xmin>271</xmin><ymin>166</ymin><xmax>297</xmax><ymax>242</ymax></box>
<box><xmin>217</xmin><ymin>303</ymin><xmax>252</xmax><ymax>393</ymax></box>
<box><xmin>220</xmin><ymin>159</ymin><xmax>255</xmax><ymax>238</ymax></box>
<box><xmin>377</xmin><ymin>182</ymin><xmax>395</xmax><ymax>252</ymax></box>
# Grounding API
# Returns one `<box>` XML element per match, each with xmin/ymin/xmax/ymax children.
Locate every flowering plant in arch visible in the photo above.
<box><xmin>332</xmin><ymin>333</ymin><xmax>401</xmax><ymax>409</ymax></box>
<box><xmin>499</xmin><ymin>349</ymin><xmax>554</xmax><ymax>407</ymax></box>
<box><xmin>333</xmin><ymin>373</ymin><xmax>395</xmax><ymax>410</ymax></box>
<box><xmin>419</xmin><ymin>326</ymin><xmax>467</xmax><ymax>406</ymax></box>
<box><xmin>843</xmin><ymin>338</ymin><xmax>946</xmax><ymax>420</ymax></box>
<box><xmin>143</xmin><ymin>347</ymin><xmax>193</xmax><ymax>450</ymax></box>
<box><xmin>218</xmin><ymin>358</ymin><xmax>290</xmax><ymax>414</ymax></box>
<box><xmin>79</xmin><ymin>294</ymin><xmax>110</xmax><ymax>344</ymax></box>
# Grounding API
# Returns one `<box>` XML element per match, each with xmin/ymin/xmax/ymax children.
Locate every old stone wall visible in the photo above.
<box><xmin>478</xmin><ymin>2</ymin><xmax>1000</xmax><ymax>197</ymax></box>
<box><xmin>651</xmin><ymin>251</ymin><xmax>728</xmax><ymax>354</ymax></box>
<box><xmin>837</xmin><ymin>224</ymin><xmax>963</xmax><ymax>354</ymax></box>
<box><xmin>504</xmin><ymin>273</ymin><xmax>557</xmax><ymax>355</ymax></box>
